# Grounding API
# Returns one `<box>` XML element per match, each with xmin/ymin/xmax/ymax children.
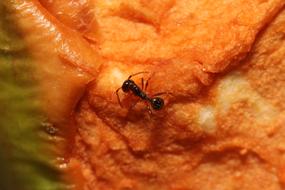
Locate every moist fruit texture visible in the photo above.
<box><xmin>5</xmin><ymin>0</ymin><xmax>285</xmax><ymax>190</ymax></box>
<box><xmin>0</xmin><ymin>2</ymin><xmax>66</xmax><ymax>190</ymax></box>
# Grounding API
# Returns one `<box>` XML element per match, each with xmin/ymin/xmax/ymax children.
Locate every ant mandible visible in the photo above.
<box><xmin>116</xmin><ymin>72</ymin><xmax>166</xmax><ymax>113</ymax></box>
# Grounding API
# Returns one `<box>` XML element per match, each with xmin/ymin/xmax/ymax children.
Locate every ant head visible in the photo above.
<box><xmin>150</xmin><ymin>97</ymin><xmax>164</xmax><ymax>110</ymax></box>
<box><xmin>122</xmin><ymin>80</ymin><xmax>132</xmax><ymax>92</ymax></box>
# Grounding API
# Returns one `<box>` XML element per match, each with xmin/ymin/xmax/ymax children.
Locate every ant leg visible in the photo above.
<box><xmin>116</xmin><ymin>87</ymin><xmax>123</xmax><ymax>107</ymax></box>
<box><xmin>147</xmin><ymin>104</ymin><xmax>153</xmax><ymax>115</ymax></box>
<box><xmin>152</xmin><ymin>92</ymin><xmax>174</xmax><ymax>97</ymax></box>
<box><xmin>144</xmin><ymin>72</ymin><xmax>155</xmax><ymax>92</ymax></box>
<box><xmin>145</xmin><ymin>77</ymin><xmax>150</xmax><ymax>92</ymax></box>
<box><xmin>141</xmin><ymin>78</ymin><xmax>144</xmax><ymax>90</ymax></box>
<box><xmin>128</xmin><ymin>71</ymin><xmax>149</xmax><ymax>80</ymax></box>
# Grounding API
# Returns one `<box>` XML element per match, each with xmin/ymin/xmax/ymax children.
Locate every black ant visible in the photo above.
<box><xmin>116</xmin><ymin>72</ymin><xmax>166</xmax><ymax>113</ymax></box>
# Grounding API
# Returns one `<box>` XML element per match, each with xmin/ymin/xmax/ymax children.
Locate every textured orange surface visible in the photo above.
<box><xmin>6</xmin><ymin>0</ymin><xmax>285</xmax><ymax>189</ymax></box>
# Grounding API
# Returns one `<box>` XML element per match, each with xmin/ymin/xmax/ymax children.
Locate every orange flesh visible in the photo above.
<box><xmin>6</xmin><ymin>0</ymin><xmax>285</xmax><ymax>189</ymax></box>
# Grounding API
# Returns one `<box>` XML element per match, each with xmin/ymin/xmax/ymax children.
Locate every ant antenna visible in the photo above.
<box><xmin>116</xmin><ymin>87</ymin><xmax>123</xmax><ymax>107</ymax></box>
<box><xmin>128</xmin><ymin>71</ymin><xmax>149</xmax><ymax>80</ymax></box>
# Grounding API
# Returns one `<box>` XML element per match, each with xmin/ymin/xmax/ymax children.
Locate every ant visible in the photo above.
<box><xmin>116</xmin><ymin>72</ymin><xmax>166</xmax><ymax>113</ymax></box>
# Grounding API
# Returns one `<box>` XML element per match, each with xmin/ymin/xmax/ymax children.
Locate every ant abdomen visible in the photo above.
<box><xmin>150</xmin><ymin>97</ymin><xmax>164</xmax><ymax>110</ymax></box>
